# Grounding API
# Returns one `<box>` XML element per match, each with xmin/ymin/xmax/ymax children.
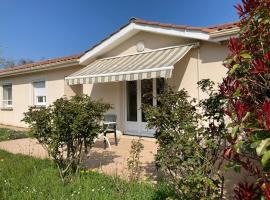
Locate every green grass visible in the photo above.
<box><xmin>0</xmin><ymin>128</ymin><xmax>31</xmax><ymax>141</ymax></box>
<box><xmin>0</xmin><ymin>150</ymin><xmax>172</xmax><ymax>200</ymax></box>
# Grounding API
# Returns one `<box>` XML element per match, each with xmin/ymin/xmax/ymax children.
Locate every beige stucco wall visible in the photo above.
<box><xmin>102</xmin><ymin>31</ymin><xmax>228</xmax><ymax>100</ymax></box>
<box><xmin>103</xmin><ymin>31</ymin><xmax>195</xmax><ymax>57</ymax></box>
<box><xmin>85</xmin><ymin>82</ymin><xmax>124</xmax><ymax>131</ymax></box>
<box><xmin>0</xmin><ymin>65</ymin><xmax>84</xmax><ymax>127</ymax></box>
<box><xmin>0</xmin><ymin>31</ymin><xmax>229</xmax><ymax>129</ymax></box>
<box><xmin>169</xmin><ymin>41</ymin><xmax>228</xmax><ymax>99</ymax></box>
<box><xmin>80</xmin><ymin>31</ymin><xmax>229</xmax><ymax>133</ymax></box>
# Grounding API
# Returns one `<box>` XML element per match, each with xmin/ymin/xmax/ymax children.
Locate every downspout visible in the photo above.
<box><xmin>197</xmin><ymin>45</ymin><xmax>200</xmax><ymax>101</ymax></box>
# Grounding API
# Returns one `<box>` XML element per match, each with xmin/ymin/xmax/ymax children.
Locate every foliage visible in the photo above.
<box><xmin>0</xmin><ymin>128</ymin><xmax>31</xmax><ymax>141</ymax></box>
<box><xmin>143</xmin><ymin>85</ymin><xmax>226</xmax><ymax>199</ymax></box>
<box><xmin>22</xmin><ymin>95</ymin><xmax>111</xmax><ymax>182</ymax></box>
<box><xmin>127</xmin><ymin>138</ymin><xmax>144</xmax><ymax>182</ymax></box>
<box><xmin>0</xmin><ymin>150</ymin><xmax>172</xmax><ymax>200</ymax></box>
<box><xmin>219</xmin><ymin>0</ymin><xmax>270</xmax><ymax>198</ymax></box>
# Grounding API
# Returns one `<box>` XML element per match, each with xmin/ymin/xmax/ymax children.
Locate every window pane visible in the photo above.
<box><xmin>37</xmin><ymin>96</ymin><xmax>46</xmax><ymax>103</ymax></box>
<box><xmin>156</xmin><ymin>78</ymin><xmax>165</xmax><ymax>95</ymax></box>
<box><xmin>3</xmin><ymin>84</ymin><xmax>12</xmax><ymax>107</ymax></box>
<box><xmin>141</xmin><ymin>79</ymin><xmax>153</xmax><ymax>122</ymax></box>
<box><xmin>127</xmin><ymin>81</ymin><xmax>137</xmax><ymax>121</ymax></box>
<box><xmin>156</xmin><ymin>78</ymin><xmax>165</xmax><ymax>106</ymax></box>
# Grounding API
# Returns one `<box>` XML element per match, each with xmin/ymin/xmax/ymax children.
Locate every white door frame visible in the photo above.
<box><xmin>124</xmin><ymin>79</ymin><xmax>157</xmax><ymax>137</ymax></box>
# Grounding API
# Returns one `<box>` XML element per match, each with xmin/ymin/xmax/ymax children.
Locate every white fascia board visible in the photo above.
<box><xmin>133</xmin><ymin>24</ymin><xmax>210</xmax><ymax>41</ymax></box>
<box><xmin>80</xmin><ymin>23</ymin><xmax>139</xmax><ymax>65</ymax></box>
<box><xmin>79</xmin><ymin>22</ymin><xmax>211</xmax><ymax>65</ymax></box>
<box><xmin>210</xmin><ymin>33</ymin><xmax>239</xmax><ymax>42</ymax></box>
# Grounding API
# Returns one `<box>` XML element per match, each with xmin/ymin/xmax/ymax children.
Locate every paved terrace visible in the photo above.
<box><xmin>0</xmin><ymin>133</ymin><xmax>158</xmax><ymax>180</ymax></box>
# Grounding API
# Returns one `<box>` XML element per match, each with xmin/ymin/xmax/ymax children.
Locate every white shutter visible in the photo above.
<box><xmin>34</xmin><ymin>81</ymin><xmax>45</xmax><ymax>96</ymax></box>
<box><xmin>33</xmin><ymin>81</ymin><xmax>46</xmax><ymax>106</ymax></box>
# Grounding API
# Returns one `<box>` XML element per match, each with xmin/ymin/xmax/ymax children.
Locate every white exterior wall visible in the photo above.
<box><xmin>0</xmin><ymin>66</ymin><xmax>83</xmax><ymax>127</ymax></box>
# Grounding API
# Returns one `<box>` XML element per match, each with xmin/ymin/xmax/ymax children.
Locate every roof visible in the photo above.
<box><xmin>66</xmin><ymin>44</ymin><xmax>194</xmax><ymax>85</ymax></box>
<box><xmin>0</xmin><ymin>18</ymin><xmax>239</xmax><ymax>77</ymax></box>
<box><xmin>131</xmin><ymin>18</ymin><xmax>239</xmax><ymax>33</ymax></box>
<box><xmin>80</xmin><ymin>18</ymin><xmax>239</xmax><ymax>64</ymax></box>
<box><xmin>0</xmin><ymin>53</ymin><xmax>83</xmax><ymax>75</ymax></box>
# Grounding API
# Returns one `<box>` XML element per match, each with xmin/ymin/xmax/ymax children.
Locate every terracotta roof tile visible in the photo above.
<box><xmin>131</xmin><ymin>18</ymin><xmax>239</xmax><ymax>33</ymax></box>
<box><xmin>0</xmin><ymin>53</ymin><xmax>83</xmax><ymax>74</ymax></box>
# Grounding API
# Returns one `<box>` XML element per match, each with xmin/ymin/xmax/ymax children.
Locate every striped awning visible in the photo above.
<box><xmin>65</xmin><ymin>44</ymin><xmax>195</xmax><ymax>85</ymax></box>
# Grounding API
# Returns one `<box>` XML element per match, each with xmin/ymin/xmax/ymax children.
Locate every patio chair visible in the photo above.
<box><xmin>93</xmin><ymin>132</ymin><xmax>111</xmax><ymax>151</ymax></box>
<box><xmin>103</xmin><ymin>114</ymin><xmax>118</xmax><ymax>148</ymax></box>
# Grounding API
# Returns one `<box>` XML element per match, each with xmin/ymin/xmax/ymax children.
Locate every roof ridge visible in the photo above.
<box><xmin>131</xmin><ymin>17</ymin><xmax>239</xmax><ymax>33</ymax></box>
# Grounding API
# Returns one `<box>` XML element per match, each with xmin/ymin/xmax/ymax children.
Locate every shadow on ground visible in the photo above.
<box><xmin>84</xmin><ymin>150</ymin><xmax>121</xmax><ymax>169</ymax></box>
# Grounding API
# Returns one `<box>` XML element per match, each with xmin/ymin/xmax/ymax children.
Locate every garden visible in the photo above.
<box><xmin>1</xmin><ymin>0</ymin><xmax>270</xmax><ymax>199</ymax></box>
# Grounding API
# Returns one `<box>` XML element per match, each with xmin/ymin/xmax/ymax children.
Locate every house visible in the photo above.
<box><xmin>0</xmin><ymin>18</ymin><xmax>239</xmax><ymax>137</ymax></box>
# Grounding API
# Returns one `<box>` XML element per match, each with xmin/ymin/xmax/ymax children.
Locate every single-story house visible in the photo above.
<box><xmin>0</xmin><ymin>18</ymin><xmax>239</xmax><ymax>137</ymax></box>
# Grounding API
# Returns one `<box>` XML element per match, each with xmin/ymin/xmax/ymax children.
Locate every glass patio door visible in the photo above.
<box><xmin>125</xmin><ymin>78</ymin><xmax>164</xmax><ymax>137</ymax></box>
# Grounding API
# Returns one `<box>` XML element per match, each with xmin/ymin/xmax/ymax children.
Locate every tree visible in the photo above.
<box><xmin>219</xmin><ymin>0</ymin><xmax>270</xmax><ymax>198</ymax></box>
<box><xmin>23</xmin><ymin>95</ymin><xmax>111</xmax><ymax>182</ymax></box>
<box><xmin>0</xmin><ymin>58</ymin><xmax>34</xmax><ymax>68</ymax></box>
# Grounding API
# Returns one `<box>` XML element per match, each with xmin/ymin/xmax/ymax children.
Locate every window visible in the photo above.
<box><xmin>33</xmin><ymin>81</ymin><xmax>46</xmax><ymax>106</ymax></box>
<box><xmin>2</xmin><ymin>84</ymin><xmax>12</xmax><ymax>108</ymax></box>
<box><xmin>141</xmin><ymin>79</ymin><xmax>153</xmax><ymax>122</ymax></box>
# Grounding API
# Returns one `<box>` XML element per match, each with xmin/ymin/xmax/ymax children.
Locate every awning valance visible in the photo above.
<box><xmin>65</xmin><ymin>44</ymin><xmax>195</xmax><ymax>85</ymax></box>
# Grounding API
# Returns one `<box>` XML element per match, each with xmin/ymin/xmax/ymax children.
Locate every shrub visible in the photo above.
<box><xmin>22</xmin><ymin>95</ymin><xmax>111</xmax><ymax>182</ymax></box>
<box><xmin>143</xmin><ymin>86</ymin><xmax>225</xmax><ymax>199</ymax></box>
<box><xmin>0</xmin><ymin>128</ymin><xmax>30</xmax><ymax>141</ymax></box>
<box><xmin>218</xmin><ymin>0</ymin><xmax>270</xmax><ymax>198</ymax></box>
<box><xmin>127</xmin><ymin>139</ymin><xmax>144</xmax><ymax>182</ymax></box>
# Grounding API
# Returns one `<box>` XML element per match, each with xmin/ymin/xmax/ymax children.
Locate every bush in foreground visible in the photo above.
<box><xmin>22</xmin><ymin>95</ymin><xmax>111</xmax><ymax>182</ymax></box>
<box><xmin>143</xmin><ymin>85</ymin><xmax>226</xmax><ymax>199</ymax></box>
<box><xmin>219</xmin><ymin>0</ymin><xmax>270</xmax><ymax>198</ymax></box>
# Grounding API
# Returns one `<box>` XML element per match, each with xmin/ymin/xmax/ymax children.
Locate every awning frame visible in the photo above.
<box><xmin>65</xmin><ymin>66</ymin><xmax>173</xmax><ymax>80</ymax></box>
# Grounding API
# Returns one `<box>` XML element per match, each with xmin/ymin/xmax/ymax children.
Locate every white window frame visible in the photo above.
<box><xmin>2</xmin><ymin>83</ymin><xmax>13</xmax><ymax>108</ymax></box>
<box><xmin>33</xmin><ymin>80</ymin><xmax>46</xmax><ymax>107</ymax></box>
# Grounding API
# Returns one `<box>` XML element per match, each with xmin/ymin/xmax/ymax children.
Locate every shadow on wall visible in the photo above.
<box><xmin>89</xmin><ymin>82</ymin><xmax>122</xmax><ymax>128</ymax></box>
<box><xmin>199</xmin><ymin>42</ymin><xmax>229</xmax><ymax>64</ymax></box>
<box><xmin>68</xmin><ymin>84</ymin><xmax>83</xmax><ymax>96</ymax></box>
<box><xmin>168</xmin><ymin>51</ymin><xmax>190</xmax><ymax>91</ymax></box>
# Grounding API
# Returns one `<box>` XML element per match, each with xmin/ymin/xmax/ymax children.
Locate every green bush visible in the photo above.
<box><xmin>22</xmin><ymin>95</ymin><xmax>111</xmax><ymax>182</ymax></box>
<box><xmin>143</xmin><ymin>85</ymin><xmax>226</xmax><ymax>199</ymax></box>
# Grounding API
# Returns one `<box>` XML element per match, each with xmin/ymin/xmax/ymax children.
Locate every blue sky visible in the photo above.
<box><xmin>0</xmin><ymin>0</ymin><xmax>240</xmax><ymax>62</ymax></box>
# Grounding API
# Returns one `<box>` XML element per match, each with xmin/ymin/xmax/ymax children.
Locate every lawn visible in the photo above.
<box><xmin>0</xmin><ymin>150</ymin><xmax>171</xmax><ymax>200</ymax></box>
<box><xmin>0</xmin><ymin>128</ymin><xmax>31</xmax><ymax>141</ymax></box>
